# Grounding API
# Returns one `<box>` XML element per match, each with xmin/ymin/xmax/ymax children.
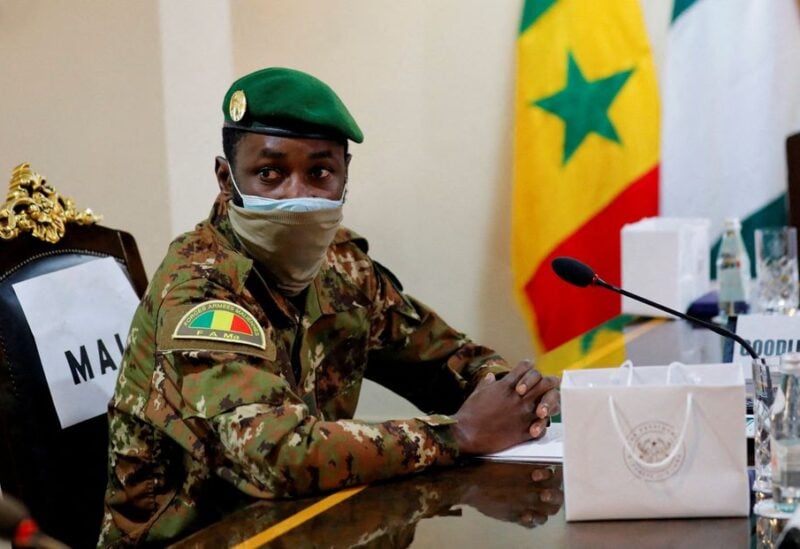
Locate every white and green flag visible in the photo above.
<box><xmin>660</xmin><ymin>0</ymin><xmax>800</xmax><ymax>274</ymax></box>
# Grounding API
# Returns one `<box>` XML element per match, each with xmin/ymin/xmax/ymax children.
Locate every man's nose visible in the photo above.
<box><xmin>282</xmin><ymin>175</ymin><xmax>313</xmax><ymax>199</ymax></box>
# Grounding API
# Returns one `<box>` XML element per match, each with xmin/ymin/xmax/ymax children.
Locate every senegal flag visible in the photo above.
<box><xmin>511</xmin><ymin>0</ymin><xmax>659</xmax><ymax>363</ymax></box>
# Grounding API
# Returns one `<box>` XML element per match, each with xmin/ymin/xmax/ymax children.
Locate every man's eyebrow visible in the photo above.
<box><xmin>308</xmin><ymin>150</ymin><xmax>335</xmax><ymax>160</ymax></box>
<box><xmin>258</xmin><ymin>148</ymin><xmax>287</xmax><ymax>159</ymax></box>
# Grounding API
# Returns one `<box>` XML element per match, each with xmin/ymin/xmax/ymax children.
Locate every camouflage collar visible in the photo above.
<box><xmin>207</xmin><ymin>195</ymin><xmax>245</xmax><ymax>254</ymax></box>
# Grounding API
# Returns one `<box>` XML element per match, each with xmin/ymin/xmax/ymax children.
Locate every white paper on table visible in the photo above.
<box><xmin>12</xmin><ymin>257</ymin><xmax>140</xmax><ymax>428</ymax></box>
<box><xmin>480</xmin><ymin>422</ymin><xmax>563</xmax><ymax>463</ymax></box>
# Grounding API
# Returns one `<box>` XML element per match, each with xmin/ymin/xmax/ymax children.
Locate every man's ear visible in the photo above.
<box><xmin>345</xmin><ymin>153</ymin><xmax>352</xmax><ymax>182</ymax></box>
<box><xmin>215</xmin><ymin>156</ymin><xmax>233</xmax><ymax>201</ymax></box>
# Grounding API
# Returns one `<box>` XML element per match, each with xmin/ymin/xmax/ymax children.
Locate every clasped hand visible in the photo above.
<box><xmin>452</xmin><ymin>360</ymin><xmax>560</xmax><ymax>455</ymax></box>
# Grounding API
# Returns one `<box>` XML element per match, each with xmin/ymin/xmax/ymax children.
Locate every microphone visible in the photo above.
<box><xmin>550</xmin><ymin>256</ymin><xmax>761</xmax><ymax>360</ymax></box>
<box><xmin>0</xmin><ymin>496</ymin><xmax>70</xmax><ymax>549</ymax></box>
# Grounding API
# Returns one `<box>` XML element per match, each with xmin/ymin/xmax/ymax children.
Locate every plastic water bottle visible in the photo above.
<box><xmin>716</xmin><ymin>218</ymin><xmax>750</xmax><ymax>319</ymax></box>
<box><xmin>772</xmin><ymin>353</ymin><xmax>800</xmax><ymax>512</ymax></box>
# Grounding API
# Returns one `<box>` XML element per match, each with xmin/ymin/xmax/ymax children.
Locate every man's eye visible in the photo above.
<box><xmin>258</xmin><ymin>168</ymin><xmax>282</xmax><ymax>181</ymax></box>
<box><xmin>309</xmin><ymin>167</ymin><xmax>332</xmax><ymax>179</ymax></box>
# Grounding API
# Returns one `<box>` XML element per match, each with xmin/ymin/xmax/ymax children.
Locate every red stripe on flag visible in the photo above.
<box><xmin>230</xmin><ymin>314</ymin><xmax>253</xmax><ymax>335</ymax></box>
<box><xmin>524</xmin><ymin>165</ymin><xmax>659</xmax><ymax>351</ymax></box>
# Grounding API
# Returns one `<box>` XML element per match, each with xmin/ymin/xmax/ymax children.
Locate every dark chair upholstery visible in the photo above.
<box><xmin>0</xmin><ymin>223</ymin><xmax>147</xmax><ymax>548</ymax></box>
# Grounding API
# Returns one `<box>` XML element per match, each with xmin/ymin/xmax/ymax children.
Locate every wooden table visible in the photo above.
<box><xmin>172</xmin><ymin>460</ymin><xmax>757</xmax><ymax>548</ymax></box>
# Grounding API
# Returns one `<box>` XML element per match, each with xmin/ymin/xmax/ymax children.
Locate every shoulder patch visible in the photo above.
<box><xmin>173</xmin><ymin>300</ymin><xmax>266</xmax><ymax>350</ymax></box>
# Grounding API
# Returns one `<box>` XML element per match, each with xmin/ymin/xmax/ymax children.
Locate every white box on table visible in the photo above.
<box><xmin>621</xmin><ymin>217</ymin><xmax>710</xmax><ymax>317</ymax></box>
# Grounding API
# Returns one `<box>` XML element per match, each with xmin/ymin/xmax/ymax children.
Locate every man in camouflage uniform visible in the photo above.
<box><xmin>100</xmin><ymin>68</ymin><xmax>559</xmax><ymax>546</ymax></box>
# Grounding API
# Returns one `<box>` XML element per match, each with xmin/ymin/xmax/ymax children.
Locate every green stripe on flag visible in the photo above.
<box><xmin>671</xmin><ymin>0</ymin><xmax>701</xmax><ymax>24</ymax></box>
<box><xmin>519</xmin><ymin>0</ymin><xmax>558</xmax><ymax>35</ymax></box>
<box><xmin>710</xmin><ymin>193</ymin><xmax>788</xmax><ymax>278</ymax></box>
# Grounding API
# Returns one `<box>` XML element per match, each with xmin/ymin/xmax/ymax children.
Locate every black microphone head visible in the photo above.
<box><xmin>551</xmin><ymin>257</ymin><xmax>596</xmax><ymax>287</ymax></box>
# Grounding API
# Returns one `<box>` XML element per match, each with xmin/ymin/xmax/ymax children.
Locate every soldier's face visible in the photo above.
<box><xmin>219</xmin><ymin>133</ymin><xmax>349</xmax><ymax>201</ymax></box>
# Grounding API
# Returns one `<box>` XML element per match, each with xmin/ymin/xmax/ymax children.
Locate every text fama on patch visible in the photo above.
<box><xmin>193</xmin><ymin>329</ymin><xmax>242</xmax><ymax>341</ymax></box>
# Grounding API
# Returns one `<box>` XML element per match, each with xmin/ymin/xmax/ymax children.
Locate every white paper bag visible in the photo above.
<box><xmin>562</xmin><ymin>362</ymin><xmax>749</xmax><ymax>521</ymax></box>
<box><xmin>621</xmin><ymin>217</ymin><xmax>710</xmax><ymax>316</ymax></box>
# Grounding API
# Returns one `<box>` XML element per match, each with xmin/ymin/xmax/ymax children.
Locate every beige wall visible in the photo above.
<box><xmin>159</xmin><ymin>0</ymin><xmax>234</xmax><ymax>237</ymax></box>
<box><xmin>0</xmin><ymin>0</ymin><xmax>171</xmax><ymax>274</ymax></box>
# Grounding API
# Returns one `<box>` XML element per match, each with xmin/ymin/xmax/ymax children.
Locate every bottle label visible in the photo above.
<box><xmin>718</xmin><ymin>265</ymin><xmax>746</xmax><ymax>302</ymax></box>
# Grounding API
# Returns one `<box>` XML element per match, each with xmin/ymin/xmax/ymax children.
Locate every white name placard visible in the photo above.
<box><xmin>12</xmin><ymin>257</ymin><xmax>140</xmax><ymax>428</ymax></box>
<box><xmin>732</xmin><ymin>313</ymin><xmax>800</xmax><ymax>369</ymax></box>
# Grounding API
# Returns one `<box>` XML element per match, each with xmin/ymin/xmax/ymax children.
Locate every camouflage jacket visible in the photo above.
<box><xmin>99</xmin><ymin>197</ymin><xmax>508</xmax><ymax>547</ymax></box>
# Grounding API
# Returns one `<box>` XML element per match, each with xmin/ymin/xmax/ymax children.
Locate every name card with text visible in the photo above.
<box><xmin>732</xmin><ymin>314</ymin><xmax>800</xmax><ymax>370</ymax></box>
<box><xmin>12</xmin><ymin>257</ymin><xmax>140</xmax><ymax>428</ymax></box>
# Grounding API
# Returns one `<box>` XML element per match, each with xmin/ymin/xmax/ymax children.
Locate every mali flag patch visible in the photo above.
<box><xmin>173</xmin><ymin>300</ymin><xmax>266</xmax><ymax>350</ymax></box>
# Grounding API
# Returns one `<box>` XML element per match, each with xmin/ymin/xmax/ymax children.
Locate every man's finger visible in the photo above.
<box><xmin>519</xmin><ymin>510</ymin><xmax>537</xmax><ymax>528</ymax></box>
<box><xmin>515</xmin><ymin>368</ymin><xmax>543</xmax><ymax>396</ymax></box>
<box><xmin>504</xmin><ymin>359</ymin><xmax>534</xmax><ymax>386</ymax></box>
<box><xmin>531</xmin><ymin>468</ymin><xmax>553</xmax><ymax>482</ymax></box>
<box><xmin>535</xmin><ymin>386</ymin><xmax>560</xmax><ymax>419</ymax></box>
<box><xmin>538</xmin><ymin>488</ymin><xmax>564</xmax><ymax>507</ymax></box>
<box><xmin>520</xmin><ymin>510</ymin><xmax>549</xmax><ymax>526</ymax></box>
<box><xmin>520</xmin><ymin>375</ymin><xmax>558</xmax><ymax>405</ymax></box>
<box><xmin>529</xmin><ymin>418</ymin><xmax>548</xmax><ymax>439</ymax></box>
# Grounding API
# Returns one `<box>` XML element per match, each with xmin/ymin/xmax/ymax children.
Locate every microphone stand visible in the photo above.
<box><xmin>592</xmin><ymin>275</ymin><xmax>760</xmax><ymax>360</ymax></box>
<box><xmin>591</xmin><ymin>274</ymin><xmax>771</xmax><ymax>407</ymax></box>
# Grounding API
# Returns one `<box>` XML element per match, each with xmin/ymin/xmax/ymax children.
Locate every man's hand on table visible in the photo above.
<box><xmin>452</xmin><ymin>360</ymin><xmax>560</xmax><ymax>455</ymax></box>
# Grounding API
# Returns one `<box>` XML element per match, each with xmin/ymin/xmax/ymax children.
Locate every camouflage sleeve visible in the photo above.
<box><xmin>147</xmin><ymin>281</ymin><xmax>459</xmax><ymax>498</ymax></box>
<box><xmin>365</xmin><ymin>262</ymin><xmax>510</xmax><ymax>415</ymax></box>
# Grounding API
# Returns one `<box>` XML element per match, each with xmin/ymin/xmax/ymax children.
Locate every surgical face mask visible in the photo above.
<box><xmin>226</xmin><ymin>167</ymin><xmax>344</xmax><ymax>295</ymax></box>
<box><xmin>229</xmin><ymin>169</ymin><xmax>345</xmax><ymax>212</ymax></box>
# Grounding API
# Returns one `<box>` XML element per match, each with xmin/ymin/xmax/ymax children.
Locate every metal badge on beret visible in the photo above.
<box><xmin>229</xmin><ymin>90</ymin><xmax>247</xmax><ymax>122</ymax></box>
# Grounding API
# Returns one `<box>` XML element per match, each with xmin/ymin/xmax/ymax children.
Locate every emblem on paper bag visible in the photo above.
<box><xmin>623</xmin><ymin>421</ymin><xmax>685</xmax><ymax>482</ymax></box>
<box><xmin>173</xmin><ymin>300</ymin><xmax>266</xmax><ymax>350</ymax></box>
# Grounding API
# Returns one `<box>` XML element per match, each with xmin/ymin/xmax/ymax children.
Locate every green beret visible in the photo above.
<box><xmin>222</xmin><ymin>67</ymin><xmax>364</xmax><ymax>143</ymax></box>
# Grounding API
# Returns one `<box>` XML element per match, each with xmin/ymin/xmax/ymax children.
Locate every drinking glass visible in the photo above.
<box><xmin>754</xmin><ymin>227</ymin><xmax>799</xmax><ymax>315</ymax></box>
<box><xmin>753</xmin><ymin>358</ymin><xmax>780</xmax><ymax>493</ymax></box>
